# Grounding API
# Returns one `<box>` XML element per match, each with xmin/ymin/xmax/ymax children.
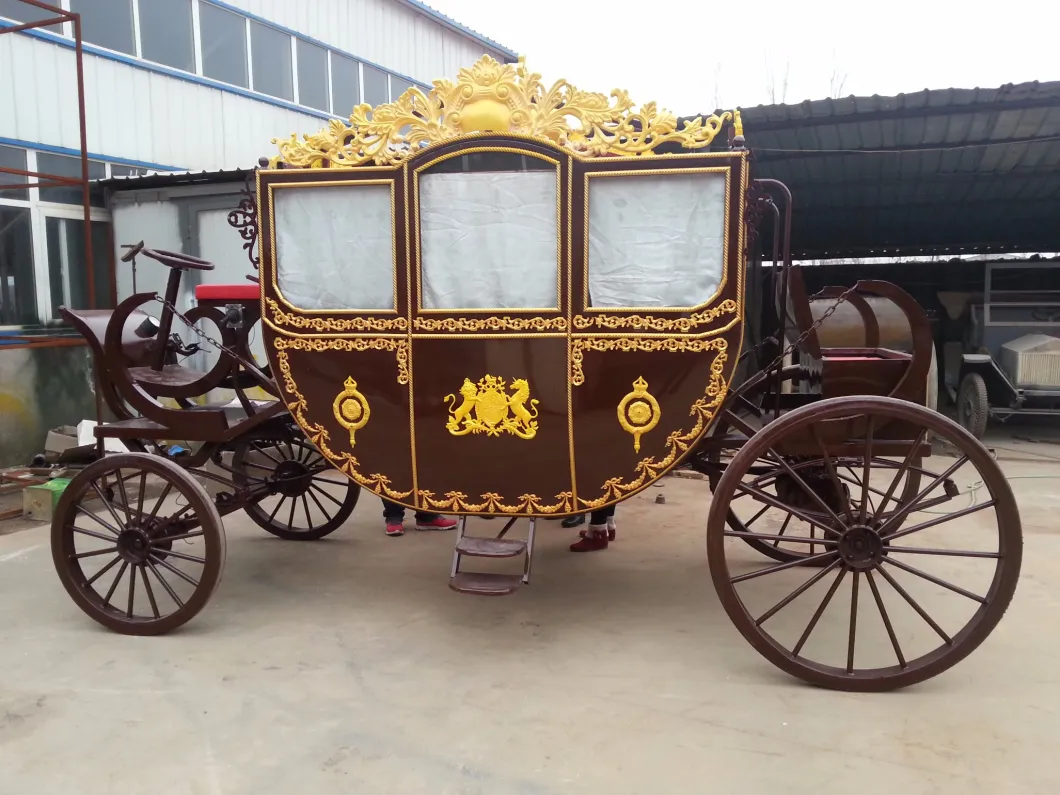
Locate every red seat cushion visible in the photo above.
<box><xmin>195</xmin><ymin>283</ymin><xmax>260</xmax><ymax>301</ymax></box>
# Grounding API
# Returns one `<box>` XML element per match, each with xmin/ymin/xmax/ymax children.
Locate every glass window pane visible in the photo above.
<box><xmin>200</xmin><ymin>1</ymin><xmax>247</xmax><ymax>87</ymax></box>
<box><xmin>296</xmin><ymin>39</ymin><xmax>327</xmax><ymax>111</ymax></box>
<box><xmin>138</xmin><ymin>0</ymin><xmax>193</xmax><ymax>72</ymax></box>
<box><xmin>362</xmin><ymin>63</ymin><xmax>388</xmax><ymax>107</ymax></box>
<box><xmin>330</xmin><ymin>53</ymin><xmax>359</xmax><ymax>115</ymax></box>
<box><xmin>46</xmin><ymin>218</ymin><xmax>112</xmax><ymax>315</ymax></box>
<box><xmin>390</xmin><ymin>77</ymin><xmax>414</xmax><ymax>100</ymax></box>
<box><xmin>250</xmin><ymin>21</ymin><xmax>292</xmax><ymax>101</ymax></box>
<box><xmin>70</xmin><ymin>0</ymin><xmax>134</xmax><ymax>55</ymax></box>
<box><xmin>0</xmin><ymin>144</ymin><xmax>28</xmax><ymax>200</ymax></box>
<box><xmin>0</xmin><ymin>0</ymin><xmax>62</xmax><ymax>30</ymax></box>
<box><xmin>109</xmin><ymin>164</ymin><xmax>147</xmax><ymax>178</ymax></box>
<box><xmin>587</xmin><ymin>172</ymin><xmax>727</xmax><ymax>308</ymax></box>
<box><xmin>36</xmin><ymin>153</ymin><xmax>106</xmax><ymax>207</ymax></box>
<box><xmin>0</xmin><ymin>207</ymin><xmax>37</xmax><ymax>325</ymax></box>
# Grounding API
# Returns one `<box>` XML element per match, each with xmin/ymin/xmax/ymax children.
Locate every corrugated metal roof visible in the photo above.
<box><xmin>394</xmin><ymin>0</ymin><xmax>518</xmax><ymax>61</ymax></box>
<box><xmin>99</xmin><ymin>168</ymin><xmax>256</xmax><ymax>189</ymax></box>
<box><xmin>683</xmin><ymin>80</ymin><xmax>1060</xmax><ymax>258</ymax></box>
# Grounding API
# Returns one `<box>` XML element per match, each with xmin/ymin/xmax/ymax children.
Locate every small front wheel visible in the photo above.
<box><xmin>51</xmin><ymin>454</ymin><xmax>226</xmax><ymax>635</ymax></box>
<box><xmin>957</xmin><ymin>372</ymin><xmax>989</xmax><ymax>439</ymax></box>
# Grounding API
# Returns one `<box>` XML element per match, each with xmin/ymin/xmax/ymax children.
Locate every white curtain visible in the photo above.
<box><xmin>587</xmin><ymin>172</ymin><xmax>727</xmax><ymax>308</ymax></box>
<box><xmin>274</xmin><ymin>184</ymin><xmax>395</xmax><ymax>311</ymax></box>
<box><xmin>419</xmin><ymin>171</ymin><xmax>559</xmax><ymax>310</ymax></box>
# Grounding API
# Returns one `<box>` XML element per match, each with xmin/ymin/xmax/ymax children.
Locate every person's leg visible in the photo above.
<box><xmin>578</xmin><ymin>504</ymin><xmax>617</xmax><ymax>541</ymax></box>
<box><xmin>413</xmin><ymin>511</ymin><xmax>457</xmax><ymax>531</ymax></box>
<box><xmin>561</xmin><ymin>513</ymin><xmax>586</xmax><ymax>529</ymax></box>
<box><xmin>570</xmin><ymin>506</ymin><xmax>611</xmax><ymax>552</ymax></box>
<box><xmin>381</xmin><ymin>499</ymin><xmax>406</xmax><ymax>537</ymax></box>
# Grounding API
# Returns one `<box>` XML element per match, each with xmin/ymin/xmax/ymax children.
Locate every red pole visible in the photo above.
<box><xmin>72</xmin><ymin>12</ymin><xmax>94</xmax><ymax>309</ymax></box>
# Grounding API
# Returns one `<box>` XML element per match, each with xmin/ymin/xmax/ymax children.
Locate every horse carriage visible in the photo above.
<box><xmin>51</xmin><ymin>57</ymin><xmax>1020</xmax><ymax>691</ymax></box>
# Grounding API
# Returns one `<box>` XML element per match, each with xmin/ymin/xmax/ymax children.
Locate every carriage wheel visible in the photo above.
<box><xmin>707</xmin><ymin>396</ymin><xmax>1021</xmax><ymax>691</ymax></box>
<box><xmin>51</xmin><ymin>454</ymin><xmax>226</xmax><ymax>636</ymax></box>
<box><xmin>232</xmin><ymin>434</ymin><xmax>360</xmax><ymax>541</ymax></box>
<box><xmin>708</xmin><ymin>369</ymin><xmax>923</xmax><ymax>566</ymax></box>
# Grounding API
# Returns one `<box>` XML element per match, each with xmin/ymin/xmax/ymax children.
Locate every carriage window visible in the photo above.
<box><xmin>587</xmin><ymin>171</ymin><xmax>727</xmax><ymax>308</ymax></box>
<box><xmin>273</xmin><ymin>185</ymin><xmax>395</xmax><ymax>311</ymax></box>
<box><xmin>418</xmin><ymin>153</ymin><xmax>558</xmax><ymax>310</ymax></box>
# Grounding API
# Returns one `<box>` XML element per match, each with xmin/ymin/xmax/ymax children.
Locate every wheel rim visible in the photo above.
<box><xmin>51</xmin><ymin>454</ymin><xmax>225</xmax><ymax>635</ymax></box>
<box><xmin>233</xmin><ymin>435</ymin><xmax>358</xmax><ymax>539</ymax></box>
<box><xmin>707</xmin><ymin>396</ymin><xmax>1021</xmax><ymax>691</ymax></box>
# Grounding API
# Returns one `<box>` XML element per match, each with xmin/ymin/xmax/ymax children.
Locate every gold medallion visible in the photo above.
<box><xmin>617</xmin><ymin>377</ymin><xmax>661</xmax><ymax>453</ymax></box>
<box><xmin>332</xmin><ymin>377</ymin><xmax>370</xmax><ymax>447</ymax></box>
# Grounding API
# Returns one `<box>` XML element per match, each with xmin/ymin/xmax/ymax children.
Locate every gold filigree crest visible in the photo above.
<box><xmin>580</xmin><ymin>339</ymin><xmax>729</xmax><ymax>509</ymax></box>
<box><xmin>444</xmin><ymin>375</ymin><xmax>539</xmax><ymax>440</ymax></box>
<box><xmin>271</xmin><ymin>55</ymin><xmax>742</xmax><ymax>168</ymax></box>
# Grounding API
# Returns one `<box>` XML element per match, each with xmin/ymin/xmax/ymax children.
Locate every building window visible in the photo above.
<box><xmin>138</xmin><ymin>0</ymin><xmax>194</xmax><ymax>72</ymax></box>
<box><xmin>297</xmin><ymin>38</ymin><xmax>328</xmax><ymax>111</ymax></box>
<box><xmin>0</xmin><ymin>207</ymin><xmax>37</xmax><ymax>326</ymax></box>
<box><xmin>363</xmin><ymin>63</ymin><xmax>389</xmax><ymax>107</ymax></box>
<box><xmin>200</xmin><ymin>1</ymin><xmax>248</xmax><ymax>88</ymax></box>
<box><xmin>0</xmin><ymin>0</ymin><xmax>63</xmax><ymax>31</ymax></box>
<box><xmin>35</xmin><ymin>153</ymin><xmax>106</xmax><ymax>207</ymax></box>
<box><xmin>46</xmin><ymin>217</ymin><xmax>113</xmax><ymax>315</ymax></box>
<box><xmin>330</xmin><ymin>53</ymin><xmax>360</xmax><ymax>115</ymax></box>
<box><xmin>69</xmin><ymin>0</ymin><xmax>135</xmax><ymax>55</ymax></box>
<box><xmin>250</xmin><ymin>21</ymin><xmax>293</xmax><ymax>101</ymax></box>
<box><xmin>109</xmin><ymin>165</ymin><xmax>149</xmax><ymax>178</ymax></box>
<box><xmin>391</xmin><ymin>78</ymin><xmax>414</xmax><ymax>101</ymax></box>
<box><xmin>0</xmin><ymin>145</ymin><xmax>28</xmax><ymax>201</ymax></box>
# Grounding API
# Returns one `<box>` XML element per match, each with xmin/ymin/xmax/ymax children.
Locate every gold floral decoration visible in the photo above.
<box><xmin>267</xmin><ymin>298</ymin><xmax>408</xmax><ymax>333</ymax></box>
<box><xmin>417</xmin><ymin>490</ymin><xmax>574</xmax><ymax>515</ymax></box>
<box><xmin>571</xmin><ymin>336</ymin><xmax>729</xmax><ymax>386</ymax></box>
<box><xmin>573</xmin><ymin>299</ymin><xmax>739</xmax><ymax>332</ymax></box>
<box><xmin>271</xmin><ymin>55</ymin><xmax>742</xmax><ymax>168</ymax></box>
<box><xmin>413</xmin><ymin>315</ymin><xmax>567</xmax><ymax>332</ymax></box>
<box><xmin>273</xmin><ymin>336</ymin><xmax>409</xmax><ymax>385</ymax></box>
<box><xmin>580</xmin><ymin>339</ymin><xmax>729</xmax><ymax>509</ymax></box>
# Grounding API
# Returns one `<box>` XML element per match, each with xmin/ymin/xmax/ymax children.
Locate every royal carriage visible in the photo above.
<box><xmin>51</xmin><ymin>57</ymin><xmax>1020</xmax><ymax>691</ymax></box>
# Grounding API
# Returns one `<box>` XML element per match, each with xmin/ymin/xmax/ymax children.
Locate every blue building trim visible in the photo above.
<box><xmin>394</xmin><ymin>0</ymin><xmax>517</xmax><ymax>60</ymax></box>
<box><xmin>0</xmin><ymin>135</ymin><xmax>182</xmax><ymax>171</ymax></box>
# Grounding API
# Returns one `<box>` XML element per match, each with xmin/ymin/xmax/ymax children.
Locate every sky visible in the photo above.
<box><xmin>428</xmin><ymin>0</ymin><xmax>1060</xmax><ymax>114</ymax></box>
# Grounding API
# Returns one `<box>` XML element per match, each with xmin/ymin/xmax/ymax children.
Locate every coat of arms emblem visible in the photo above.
<box><xmin>444</xmin><ymin>375</ymin><xmax>539</xmax><ymax>439</ymax></box>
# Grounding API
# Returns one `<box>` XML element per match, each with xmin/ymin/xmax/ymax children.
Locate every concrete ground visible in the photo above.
<box><xmin>2</xmin><ymin>437</ymin><xmax>1059</xmax><ymax>794</ymax></box>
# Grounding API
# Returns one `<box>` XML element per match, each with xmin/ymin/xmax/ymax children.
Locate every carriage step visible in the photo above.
<box><xmin>454</xmin><ymin>537</ymin><xmax>527</xmax><ymax>558</ymax></box>
<box><xmin>449</xmin><ymin>572</ymin><xmax>524</xmax><ymax>596</ymax></box>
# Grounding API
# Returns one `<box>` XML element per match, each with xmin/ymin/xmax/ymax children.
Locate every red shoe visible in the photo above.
<box><xmin>570</xmin><ymin>527</ymin><xmax>608</xmax><ymax>552</ymax></box>
<box><xmin>579</xmin><ymin>522</ymin><xmax>616</xmax><ymax>541</ymax></box>
<box><xmin>415</xmin><ymin>516</ymin><xmax>458</xmax><ymax>531</ymax></box>
<box><xmin>385</xmin><ymin>521</ymin><xmax>405</xmax><ymax>537</ymax></box>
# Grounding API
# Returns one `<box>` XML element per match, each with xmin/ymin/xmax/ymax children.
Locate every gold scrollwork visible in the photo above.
<box><xmin>571</xmin><ymin>336</ymin><xmax>728</xmax><ymax>386</ymax></box>
<box><xmin>332</xmin><ymin>377</ymin><xmax>370</xmax><ymax>447</ymax></box>
<box><xmin>273</xmin><ymin>336</ymin><xmax>409</xmax><ymax>385</ymax></box>
<box><xmin>573</xmin><ymin>299</ymin><xmax>739</xmax><ymax>332</ymax></box>
<box><xmin>267</xmin><ymin>298</ymin><xmax>408</xmax><ymax>333</ymax></box>
<box><xmin>445</xmin><ymin>375</ymin><xmax>539</xmax><ymax>440</ymax></box>
<box><xmin>417</xmin><ymin>490</ymin><xmax>574</xmax><ymax>515</ymax></box>
<box><xmin>580</xmin><ymin>339</ymin><xmax>729</xmax><ymax>509</ymax></box>
<box><xmin>617</xmin><ymin>377</ymin><xmax>661</xmax><ymax>453</ymax></box>
<box><xmin>272</xmin><ymin>347</ymin><xmax>412</xmax><ymax>500</ymax></box>
<box><xmin>413</xmin><ymin>316</ymin><xmax>567</xmax><ymax>333</ymax></box>
<box><xmin>271</xmin><ymin>55</ymin><xmax>741</xmax><ymax>168</ymax></box>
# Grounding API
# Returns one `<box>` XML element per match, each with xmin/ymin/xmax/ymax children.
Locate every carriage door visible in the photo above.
<box><xmin>570</xmin><ymin>155</ymin><xmax>747</xmax><ymax>511</ymax></box>
<box><xmin>406</xmin><ymin>141</ymin><xmax>576</xmax><ymax>515</ymax></box>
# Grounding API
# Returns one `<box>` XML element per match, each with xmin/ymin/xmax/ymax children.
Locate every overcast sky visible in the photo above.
<box><xmin>429</xmin><ymin>0</ymin><xmax>1060</xmax><ymax>113</ymax></box>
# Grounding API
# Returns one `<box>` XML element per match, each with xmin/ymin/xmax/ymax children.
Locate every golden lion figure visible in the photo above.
<box><xmin>444</xmin><ymin>375</ymin><xmax>539</xmax><ymax>439</ymax></box>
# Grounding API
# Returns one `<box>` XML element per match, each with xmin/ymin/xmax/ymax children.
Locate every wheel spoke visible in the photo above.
<box><xmin>149</xmin><ymin>554</ymin><xmax>201</xmax><ymax>588</ymax></box>
<box><xmin>266</xmin><ymin>496</ymin><xmax>286</xmax><ymax>525</ymax></box>
<box><xmin>310</xmin><ymin>483</ymin><xmax>345</xmax><ymax>509</ymax></box>
<box><xmin>72</xmin><ymin>525</ymin><xmax>118</xmax><ymax>543</ymax></box>
<box><xmin>286</xmin><ymin>496</ymin><xmax>297</xmax><ymax>533</ymax></box>
<box><xmin>85</xmin><ymin>555</ymin><xmax>121</xmax><ymax>586</ymax></box>
<box><xmin>875</xmin><ymin>565</ymin><xmax>952</xmax><ymax>644</ymax></box>
<box><xmin>773</xmin><ymin>513</ymin><xmax>792</xmax><ymax>548</ymax></box>
<box><xmin>75</xmin><ymin>504</ymin><xmax>121</xmax><ymax>536</ymax></box>
<box><xmin>812</xmin><ymin>426</ymin><xmax>854</xmax><ymax>525</ymax></box>
<box><xmin>251</xmin><ymin>443</ymin><xmax>283</xmax><ymax>465</ymax></box>
<box><xmin>145</xmin><ymin>482</ymin><xmax>174</xmax><ymax>523</ymax></box>
<box><xmin>763</xmin><ymin>450</ymin><xmax>845</xmax><ymax>529</ymax></box>
<box><xmin>882</xmin><ymin>498</ymin><xmax>997</xmax><ymax>543</ymax></box>
<box><xmin>877</xmin><ymin>455</ymin><xmax>969</xmax><ymax>537</ymax></box>
<box><xmin>306</xmin><ymin>487</ymin><xmax>334</xmax><ymax>523</ymax></box>
<box><xmin>730</xmin><ymin>551</ymin><xmax>838</xmax><ymax>584</ymax></box>
<box><xmin>301</xmin><ymin>495</ymin><xmax>313</xmax><ymax>531</ymax></box>
<box><xmin>115</xmin><ymin>469</ymin><xmax>133</xmax><ymax>525</ymax></box>
<box><xmin>884</xmin><ymin>545</ymin><xmax>1000</xmax><ymax>559</ymax></box>
<box><xmin>733</xmin><ymin>480</ymin><xmax>836</xmax><ymax>532</ymax></box>
<box><xmin>756</xmin><ymin>559</ymin><xmax>842</xmax><ymax>625</ymax></box>
<box><xmin>241</xmin><ymin>461</ymin><xmax>276</xmax><ymax>474</ymax></box>
<box><xmin>155</xmin><ymin>547</ymin><xmax>206</xmax><ymax>565</ymax></box>
<box><xmin>742</xmin><ymin>504</ymin><xmax>770</xmax><ymax>530</ymax></box>
<box><xmin>127</xmin><ymin>561</ymin><xmax>137</xmax><ymax>618</ymax></box>
<box><xmin>70</xmin><ymin>546</ymin><xmax>117</xmax><ymax>560</ymax></box>
<box><xmin>872</xmin><ymin>430</ymin><xmax>928</xmax><ymax>523</ymax></box>
<box><xmin>792</xmin><ymin>568</ymin><xmax>847</xmax><ymax>657</ymax></box>
<box><xmin>724</xmin><ymin>530</ymin><xmax>838</xmax><ymax>547</ymax></box>
<box><xmin>140</xmin><ymin>564</ymin><xmax>161</xmax><ymax>619</ymax></box>
<box><xmin>882</xmin><ymin>557</ymin><xmax>986</xmax><ymax>604</ymax></box>
<box><xmin>859</xmin><ymin>418</ymin><xmax>875</xmax><ymax>522</ymax></box>
<box><xmin>866</xmin><ymin>571</ymin><xmax>906</xmax><ymax>668</ymax></box>
<box><xmin>847</xmin><ymin>571</ymin><xmax>859</xmax><ymax>673</ymax></box>
<box><xmin>136</xmin><ymin>471</ymin><xmax>148</xmax><ymax>520</ymax></box>
<box><xmin>103</xmin><ymin>560</ymin><xmax>129</xmax><ymax>606</ymax></box>
<box><xmin>147</xmin><ymin>559</ymin><xmax>184</xmax><ymax>608</ymax></box>
<box><xmin>154</xmin><ymin>530</ymin><xmax>205</xmax><ymax>544</ymax></box>
<box><xmin>91</xmin><ymin>482</ymin><xmax>128</xmax><ymax>533</ymax></box>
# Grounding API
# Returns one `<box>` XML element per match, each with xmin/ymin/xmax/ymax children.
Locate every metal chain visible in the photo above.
<box><xmin>151</xmin><ymin>296</ymin><xmax>265</xmax><ymax>375</ymax></box>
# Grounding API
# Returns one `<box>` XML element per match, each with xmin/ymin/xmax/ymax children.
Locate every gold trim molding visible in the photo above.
<box><xmin>418</xmin><ymin>490</ymin><xmax>574</xmax><ymax>515</ymax></box>
<box><xmin>271</xmin><ymin>55</ymin><xmax>741</xmax><ymax>168</ymax></box>
<box><xmin>573</xmin><ymin>299</ymin><xmax>739</xmax><ymax>333</ymax></box>
<box><xmin>413</xmin><ymin>315</ymin><xmax>567</xmax><ymax>332</ymax></box>
<box><xmin>274</xmin><ymin>336</ymin><xmax>410</xmax><ymax>385</ymax></box>
<box><xmin>571</xmin><ymin>336</ymin><xmax>729</xmax><ymax>386</ymax></box>
<box><xmin>267</xmin><ymin>298</ymin><xmax>408</xmax><ymax>333</ymax></box>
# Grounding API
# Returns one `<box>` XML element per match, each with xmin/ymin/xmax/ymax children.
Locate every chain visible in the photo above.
<box><xmin>151</xmin><ymin>296</ymin><xmax>265</xmax><ymax>376</ymax></box>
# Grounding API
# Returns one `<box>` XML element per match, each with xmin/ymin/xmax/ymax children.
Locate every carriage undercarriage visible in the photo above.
<box><xmin>49</xmin><ymin>56</ymin><xmax>1020</xmax><ymax>692</ymax></box>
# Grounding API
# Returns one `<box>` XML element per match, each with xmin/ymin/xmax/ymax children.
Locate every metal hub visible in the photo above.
<box><xmin>838</xmin><ymin>525</ymin><xmax>884</xmax><ymax>570</ymax></box>
<box><xmin>116</xmin><ymin>528</ymin><xmax>152</xmax><ymax>564</ymax></box>
<box><xmin>273</xmin><ymin>459</ymin><xmax>311</xmax><ymax>497</ymax></box>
